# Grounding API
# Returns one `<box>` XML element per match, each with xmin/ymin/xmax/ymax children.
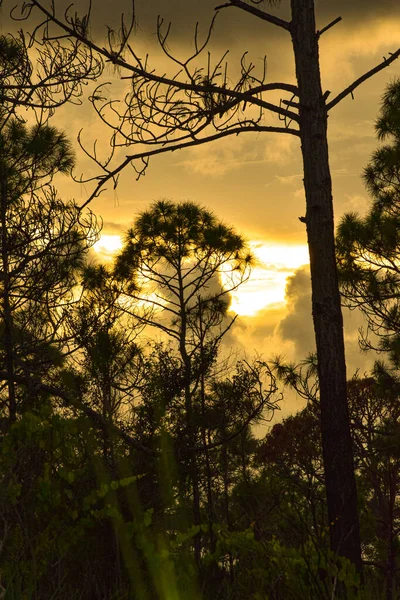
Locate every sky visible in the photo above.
<box><xmin>3</xmin><ymin>0</ymin><xmax>400</xmax><ymax>413</ymax></box>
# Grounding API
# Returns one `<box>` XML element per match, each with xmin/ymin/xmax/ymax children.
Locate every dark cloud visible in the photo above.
<box><xmin>133</xmin><ymin>0</ymin><xmax>400</xmax><ymax>45</ymax></box>
<box><xmin>102</xmin><ymin>221</ymin><xmax>126</xmax><ymax>234</ymax></box>
<box><xmin>227</xmin><ymin>303</ymin><xmax>287</xmax><ymax>348</ymax></box>
<box><xmin>277</xmin><ymin>265</ymin><xmax>378</xmax><ymax>374</ymax></box>
<box><xmin>315</xmin><ymin>0</ymin><xmax>400</xmax><ymax>23</ymax></box>
<box><xmin>8</xmin><ymin>0</ymin><xmax>397</xmax><ymax>51</ymax></box>
<box><xmin>135</xmin><ymin>0</ymin><xmax>400</xmax><ymax>43</ymax></box>
<box><xmin>278</xmin><ymin>266</ymin><xmax>315</xmax><ymax>358</ymax></box>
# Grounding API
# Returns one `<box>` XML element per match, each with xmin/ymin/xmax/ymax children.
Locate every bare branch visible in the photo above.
<box><xmin>282</xmin><ymin>98</ymin><xmax>301</xmax><ymax>109</ymax></box>
<box><xmin>78</xmin><ymin>123</ymin><xmax>299</xmax><ymax>208</ymax></box>
<box><xmin>118</xmin><ymin>76</ymin><xmax>299</xmax><ymax>120</ymax></box>
<box><xmin>215</xmin><ymin>0</ymin><xmax>291</xmax><ymax>32</ymax></box>
<box><xmin>327</xmin><ymin>49</ymin><xmax>400</xmax><ymax>111</ymax></box>
<box><xmin>317</xmin><ymin>16</ymin><xmax>342</xmax><ymax>38</ymax></box>
<box><xmin>29</xmin><ymin>0</ymin><xmax>297</xmax><ymax>116</ymax></box>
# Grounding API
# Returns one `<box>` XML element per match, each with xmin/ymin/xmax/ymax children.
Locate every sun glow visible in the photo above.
<box><xmin>92</xmin><ymin>234</ymin><xmax>309</xmax><ymax>318</ymax></box>
<box><xmin>228</xmin><ymin>243</ymin><xmax>310</xmax><ymax>317</ymax></box>
<box><xmin>93</xmin><ymin>234</ymin><xmax>123</xmax><ymax>259</ymax></box>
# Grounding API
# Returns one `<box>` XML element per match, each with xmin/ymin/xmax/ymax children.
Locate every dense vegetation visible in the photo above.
<box><xmin>2</xmin><ymin>12</ymin><xmax>400</xmax><ymax>600</ymax></box>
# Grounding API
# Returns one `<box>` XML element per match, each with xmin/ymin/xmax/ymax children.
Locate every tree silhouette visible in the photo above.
<box><xmin>115</xmin><ymin>199</ymin><xmax>253</xmax><ymax>566</ymax></box>
<box><xmin>69</xmin><ymin>264</ymin><xmax>144</xmax><ymax>458</ymax></box>
<box><xmin>13</xmin><ymin>0</ymin><xmax>400</xmax><ymax>573</ymax></box>
<box><xmin>348</xmin><ymin>377</ymin><xmax>400</xmax><ymax>600</ymax></box>
<box><xmin>0</xmin><ymin>110</ymin><xmax>99</xmax><ymax>422</ymax></box>
<box><xmin>337</xmin><ymin>79</ymin><xmax>400</xmax><ymax>368</ymax></box>
<box><xmin>265</xmin><ymin>370</ymin><xmax>400</xmax><ymax>599</ymax></box>
<box><xmin>0</xmin><ymin>32</ymin><xmax>101</xmax><ymax>123</ymax></box>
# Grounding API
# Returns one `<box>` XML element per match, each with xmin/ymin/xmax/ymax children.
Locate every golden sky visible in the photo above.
<box><xmin>4</xmin><ymin>0</ymin><xmax>398</xmax><ymax>394</ymax></box>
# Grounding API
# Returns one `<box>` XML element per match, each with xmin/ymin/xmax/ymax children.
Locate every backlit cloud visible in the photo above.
<box><xmin>277</xmin><ymin>265</ymin><xmax>378</xmax><ymax>375</ymax></box>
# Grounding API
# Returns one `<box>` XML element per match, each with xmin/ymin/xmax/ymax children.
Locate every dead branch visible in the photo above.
<box><xmin>327</xmin><ymin>49</ymin><xmax>400</xmax><ymax>111</ymax></box>
<box><xmin>317</xmin><ymin>16</ymin><xmax>342</xmax><ymax>38</ymax></box>
<box><xmin>215</xmin><ymin>0</ymin><xmax>291</xmax><ymax>32</ymax></box>
<box><xmin>8</xmin><ymin>0</ymin><xmax>300</xmax><ymax>203</ymax></box>
<box><xmin>78</xmin><ymin>123</ymin><xmax>299</xmax><ymax>209</ymax></box>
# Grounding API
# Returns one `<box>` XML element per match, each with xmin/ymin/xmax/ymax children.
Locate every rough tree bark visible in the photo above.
<box><xmin>290</xmin><ymin>0</ymin><xmax>362</xmax><ymax>575</ymax></box>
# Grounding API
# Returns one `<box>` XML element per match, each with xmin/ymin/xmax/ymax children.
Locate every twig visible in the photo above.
<box><xmin>78</xmin><ymin>123</ymin><xmax>300</xmax><ymax>209</ymax></box>
<box><xmin>215</xmin><ymin>0</ymin><xmax>291</xmax><ymax>32</ymax></box>
<box><xmin>317</xmin><ymin>16</ymin><xmax>342</xmax><ymax>38</ymax></box>
<box><xmin>327</xmin><ymin>49</ymin><xmax>400</xmax><ymax>111</ymax></box>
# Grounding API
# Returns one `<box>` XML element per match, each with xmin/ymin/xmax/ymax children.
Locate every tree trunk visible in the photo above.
<box><xmin>177</xmin><ymin>267</ymin><xmax>202</xmax><ymax>568</ymax></box>
<box><xmin>198</xmin><ymin>303</ymin><xmax>216</xmax><ymax>556</ymax></box>
<box><xmin>222</xmin><ymin>437</ymin><xmax>234</xmax><ymax>581</ymax></box>
<box><xmin>0</xmin><ymin>165</ymin><xmax>16</xmax><ymax>424</ymax></box>
<box><xmin>385</xmin><ymin>463</ymin><xmax>396</xmax><ymax>600</ymax></box>
<box><xmin>290</xmin><ymin>0</ymin><xmax>362</xmax><ymax>578</ymax></box>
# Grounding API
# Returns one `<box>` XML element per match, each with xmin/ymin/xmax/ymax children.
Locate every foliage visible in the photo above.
<box><xmin>337</xmin><ymin>79</ymin><xmax>400</xmax><ymax>365</ymax></box>
<box><xmin>1</xmin><ymin>21</ymin><xmax>400</xmax><ymax>597</ymax></box>
<box><xmin>1</xmin><ymin>137</ymin><xmax>400</xmax><ymax>598</ymax></box>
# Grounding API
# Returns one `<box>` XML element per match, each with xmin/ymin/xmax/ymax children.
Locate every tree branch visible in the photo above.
<box><xmin>317</xmin><ymin>16</ymin><xmax>342</xmax><ymax>38</ymax></box>
<box><xmin>188</xmin><ymin>395</ymin><xmax>276</xmax><ymax>453</ymax></box>
<box><xmin>0</xmin><ymin>370</ymin><xmax>157</xmax><ymax>456</ymax></box>
<box><xmin>79</xmin><ymin>123</ymin><xmax>299</xmax><ymax>208</ymax></box>
<box><xmin>215</xmin><ymin>0</ymin><xmax>291</xmax><ymax>32</ymax></box>
<box><xmin>30</xmin><ymin>0</ymin><xmax>297</xmax><ymax>121</ymax></box>
<box><xmin>0</xmin><ymin>370</ymin><xmax>276</xmax><ymax>457</ymax></box>
<box><xmin>327</xmin><ymin>49</ymin><xmax>400</xmax><ymax>111</ymax></box>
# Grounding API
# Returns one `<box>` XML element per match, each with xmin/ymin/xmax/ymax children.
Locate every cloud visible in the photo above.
<box><xmin>176</xmin><ymin>131</ymin><xmax>301</xmax><ymax>177</ymax></box>
<box><xmin>329</xmin><ymin>121</ymin><xmax>376</xmax><ymax>144</ymax></box>
<box><xmin>263</xmin><ymin>135</ymin><xmax>298</xmax><ymax>167</ymax></box>
<box><xmin>274</xmin><ymin>173</ymin><xmax>303</xmax><ymax>185</ymax></box>
<box><xmin>278</xmin><ymin>267</ymin><xmax>315</xmax><ymax>358</ymax></box>
<box><xmin>71</xmin><ymin>0</ymin><xmax>400</xmax><ymax>47</ymax></box>
<box><xmin>224</xmin><ymin>304</ymin><xmax>293</xmax><ymax>359</ymax></box>
<box><xmin>102</xmin><ymin>221</ymin><xmax>126</xmax><ymax>234</ymax></box>
<box><xmin>277</xmin><ymin>265</ymin><xmax>378</xmax><ymax>375</ymax></box>
<box><xmin>320</xmin><ymin>17</ymin><xmax>400</xmax><ymax>92</ymax></box>
<box><xmin>339</xmin><ymin>194</ymin><xmax>370</xmax><ymax>215</ymax></box>
<box><xmin>175</xmin><ymin>135</ymin><xmax>263</xmax><ymax>176</ymax></box>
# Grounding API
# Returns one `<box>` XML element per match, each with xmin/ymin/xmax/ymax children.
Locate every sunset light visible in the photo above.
<box><xmin>5</xmin><ymin>0</ymin><xmax>397</xmax><ymax>592</ymax></box>
<box><xmin>228</xmin><ymin>243</ymin><xmax>310</xmax><ymax>316</ymax></box>
<box><xmin>92</xmin><ymin>234</ymin><xmax>123</xmax><ymax>258</ymax></box>
<box><xmin>94</xmin><ymin>234</ymin><xmax>309</xmax><ymax>318</ymax></box>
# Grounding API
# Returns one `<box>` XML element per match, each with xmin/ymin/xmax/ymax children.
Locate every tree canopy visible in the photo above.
<box><xmin>2</xmin><ymin>2</ymin><xmax>400</xmax><ymax>599</ymax></box>
<box><xmin>337</xmin><ymin>79</ymin><xmax>400</xmax><ymax>367</ymax></box>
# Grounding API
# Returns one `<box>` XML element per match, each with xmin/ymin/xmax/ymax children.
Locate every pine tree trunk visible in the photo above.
<box><xmin>290</xmin><ymin>0</ymin><xmax>362</xmax><ymax>578</ymax></box>
<box><xmin>178</xmin><ymin>267</ymin><xmax>202</xmax><ymax>568</ymax></box>
<box><xmin>0</xmin><ymin>165</ymin><xmax>16</xmax><ymax>423</ymax></box>
<box><xmin>199</xmin><ymin>304</ymin><xmax>216</xmax><ymax>556</ymax></box>
<box><xmin>385</xmin><ymin>466</ymin><xmax>396</xmax><ymax>600</ymax></box>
